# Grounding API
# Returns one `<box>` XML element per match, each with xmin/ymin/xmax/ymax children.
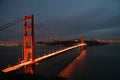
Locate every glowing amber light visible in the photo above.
<box><xmin>2</xmin><ymin>43</ymin><xmax>86</xmax><ymax>73</ymax></box>
<box><xmin>58</xmin><ymin>37</ymin><xmax>86</xmax><ymax>80</ymax></box>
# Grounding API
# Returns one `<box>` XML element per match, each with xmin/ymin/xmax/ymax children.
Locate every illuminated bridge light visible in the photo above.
<box><xmin>2</xmin><ymin>43</ymin><xmax>86</xmax><ymax>73</ymax></box>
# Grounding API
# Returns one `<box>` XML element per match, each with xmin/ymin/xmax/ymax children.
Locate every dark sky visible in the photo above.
<box><xmin>0</xmin><ymin>0</ymin><xmax>120</xmax><ymax>40</ymax></box>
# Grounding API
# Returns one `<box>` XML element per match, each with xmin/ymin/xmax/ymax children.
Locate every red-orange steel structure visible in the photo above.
<box><xmin>81</xmin><ymin>36</ymin><xmax>85</xmax><ymax>50</ymax></box>
<box><xmin>23</xmin><ymin>15</ymin><xmax>35</xmax><ymax>74</ymax></box>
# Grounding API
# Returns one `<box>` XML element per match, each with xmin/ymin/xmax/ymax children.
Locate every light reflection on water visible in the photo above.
<box><xmin>58</xmin><ymin>49</ymin><xmax>87</xmax><ymax>80</ymax></box>
<box><xmin>0</xmin><ymin>44</ymin><xmax>120</xmax><ymax>80</ymax></box>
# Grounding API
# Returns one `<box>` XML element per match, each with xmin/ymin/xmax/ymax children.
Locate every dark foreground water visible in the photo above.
<box><xmin>0</xmin><ymin>44</ymin><xmax>120</xmax><ymax>80</ymax></box>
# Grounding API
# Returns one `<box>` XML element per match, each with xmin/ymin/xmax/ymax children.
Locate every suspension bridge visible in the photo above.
<box><xmin>0</xmin><ymin>15</ymin><xmax>86</xmax><ymax>74</ymax></box>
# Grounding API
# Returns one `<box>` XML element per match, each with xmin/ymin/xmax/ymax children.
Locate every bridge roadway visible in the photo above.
<box><xmin>2</xmin><ymin>43</ymin><xmax>86</xmax><ymax>73</ymax></box>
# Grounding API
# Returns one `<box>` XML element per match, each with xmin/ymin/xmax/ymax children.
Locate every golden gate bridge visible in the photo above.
<box><xmin>0</xmin><ymin>15</ymin><xmax>86</xmax><ymax>74</ymax></box>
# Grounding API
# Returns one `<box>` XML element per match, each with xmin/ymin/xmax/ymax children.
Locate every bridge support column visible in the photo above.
<box><xmin>23</xmin><ymin>15</ymin><xmax>35</xmax><ymax>74</ymax></box>
<box><xmin>80</xmin><ymin>36</ymin><xmax>85</xmax><ymax>51</ymax></box>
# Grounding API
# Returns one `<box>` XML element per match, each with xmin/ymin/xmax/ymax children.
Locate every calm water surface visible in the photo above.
<box><xmin>0</xmin><ymin>44</ymin><xmax>120</xmax><ymax>80</ymax></box>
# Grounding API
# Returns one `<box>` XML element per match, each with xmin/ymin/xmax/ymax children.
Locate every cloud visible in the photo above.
<box><xmin>83</xmin><ymin>27</ymin><xmax>120</xmax><ymax>39</ymax></box>
<box><xmin>0</xmin><ymin>0</ymin><xmax>120</xmax><ymax>40</ymax></box>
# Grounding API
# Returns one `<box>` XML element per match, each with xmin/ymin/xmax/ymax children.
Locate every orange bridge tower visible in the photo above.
<box><xmin>23</xmin><ymin>15</ymin><xmax>35</xmax><ymax>74</ymax></box>
<box><xmin>81</xmin><ymin>36</ymin><xmax>85</xmax><ymax>50</ymax></box>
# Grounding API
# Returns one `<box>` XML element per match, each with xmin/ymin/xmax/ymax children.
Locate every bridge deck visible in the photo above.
<box><xmin>2</xmin><ymin>43</ymin><xmax>86</xmax><ymax>73</ymax></box>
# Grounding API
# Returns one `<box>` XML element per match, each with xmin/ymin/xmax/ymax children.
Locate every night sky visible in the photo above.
<box><xmin>0</xmin><ymin>0</ymin><xmax>120</xmax><ymax>40</ymax></box>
